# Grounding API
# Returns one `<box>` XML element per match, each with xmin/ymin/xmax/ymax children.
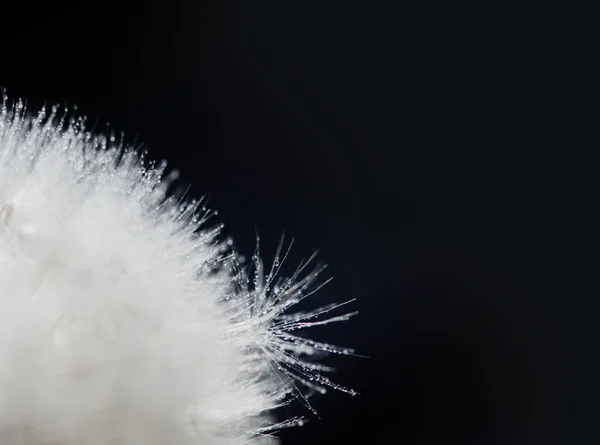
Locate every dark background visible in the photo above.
<box><xmin>3</xmin><ymin>2</ymin><xmax>593</xmax><ymax>444</ymax></box>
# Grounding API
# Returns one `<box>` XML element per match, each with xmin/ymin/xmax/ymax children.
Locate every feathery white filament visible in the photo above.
<box><xmin>0</xmin><ymin>94</ymin><xmax>355</xmax><ymax>445</ymax></box>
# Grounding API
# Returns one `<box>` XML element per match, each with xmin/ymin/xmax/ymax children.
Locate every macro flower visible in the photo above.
<box><xmin>0</xmin><ymin>94</ymin><xmax>355</xmax><ymax>445</ymax></box>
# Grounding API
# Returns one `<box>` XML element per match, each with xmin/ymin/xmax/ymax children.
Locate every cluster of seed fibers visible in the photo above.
<box><xmin>0</xmin><ymin>96</ymin><xmax>356</xmax><ymax>445</ymax></box>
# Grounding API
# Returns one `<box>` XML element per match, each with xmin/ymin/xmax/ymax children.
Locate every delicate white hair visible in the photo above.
<box><xmin>0</xmin><ymin>94</ymin><xmax>356</xmax><ymax>444</ymax></box>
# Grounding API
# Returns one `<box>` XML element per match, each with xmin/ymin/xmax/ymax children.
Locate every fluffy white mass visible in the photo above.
<box><xmin>0</xmin><ymin>95</ymin><xmax>356</xmax><ymax>444</ymax></box>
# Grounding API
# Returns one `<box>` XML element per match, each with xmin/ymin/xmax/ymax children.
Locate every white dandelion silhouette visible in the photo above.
<box><xmin>0</xmin><ymin>93</ymin><xmax>357</xmax><ymax>445</ymax></box>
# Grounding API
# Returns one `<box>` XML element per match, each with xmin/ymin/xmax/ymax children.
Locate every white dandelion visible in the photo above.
<box><xmin>0</xmin><ymin>93</ymin><xmax>356</xmax><ymax>445</ymax></box>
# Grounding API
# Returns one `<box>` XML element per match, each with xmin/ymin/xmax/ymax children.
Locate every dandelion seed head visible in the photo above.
<box><xmin>0</xmin><ymin>94</ymin><xmax>356</xmax><ymax>444</ymax></box>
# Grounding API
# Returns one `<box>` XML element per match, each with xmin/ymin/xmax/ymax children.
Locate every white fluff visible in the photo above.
<box><xmin>0</xmin><ymin>95</ymin><xmax>355</xmax><ymax>445</ymax></box>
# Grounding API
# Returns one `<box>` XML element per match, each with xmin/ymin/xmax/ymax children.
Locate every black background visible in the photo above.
<box><xmin>2</xmin><ymin>2</ymin><xmax>593</xmax><ymax>444</ymax></box>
